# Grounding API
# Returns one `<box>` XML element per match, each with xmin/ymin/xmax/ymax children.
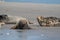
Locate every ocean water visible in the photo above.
<box><xmin>0</xmin><ymin>2</ymin><xmax>60</xmax><ymax>40</ymax></box>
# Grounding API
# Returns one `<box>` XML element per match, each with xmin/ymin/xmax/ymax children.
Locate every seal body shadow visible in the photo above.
<box><xmin>11</xmin><ymin>20</ymin><xmax>31</xmax><ymax>29</ymax></box>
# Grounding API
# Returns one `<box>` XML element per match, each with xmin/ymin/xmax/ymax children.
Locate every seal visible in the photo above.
<box><xmin>11</xmin><ymin>19</ymin><xmax>31</xmax><ymax>29</ymax></box>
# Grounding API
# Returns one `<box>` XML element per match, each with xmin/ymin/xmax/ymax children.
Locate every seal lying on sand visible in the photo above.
<box><xmin>11</xmin><ymin>19</ymin><xmax>31</xmax><ymax>29</ymax></box>
<box><xmin>37</xmin><ymin>16</ymin><xmax>60</xmax><ymax>26</ymax></box>
<box><xmin>0</xmin><ymin>14</ymin><xmax>33</xmax><ymax>24</ymax></box>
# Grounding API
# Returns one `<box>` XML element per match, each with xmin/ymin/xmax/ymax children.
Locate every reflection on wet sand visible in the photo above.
<box><xmin>0</xmin><ymin>27</ymin><xmax>60</xmax><ymax>40</ymax></box>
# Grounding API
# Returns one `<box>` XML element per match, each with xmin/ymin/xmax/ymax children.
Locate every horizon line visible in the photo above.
<box><xmin>0</xmin><ymin>1</ymin><xmax>60</xmax><ymax>5</ymax></box>
<box><xmin>0</xmin><ymin>1</ymin><xmax>60</xmax><ymax>4</ymax></box>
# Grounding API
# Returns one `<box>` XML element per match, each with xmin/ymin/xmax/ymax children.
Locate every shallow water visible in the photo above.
<box><xmin>0</xmin><ymin>24</ymin><xmax>60</xmax><ymax>40</ymax></box>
